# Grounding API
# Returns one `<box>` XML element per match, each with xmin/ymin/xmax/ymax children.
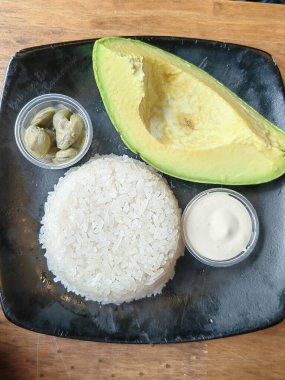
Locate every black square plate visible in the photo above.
<box><xmin>1</xmin><ymin>37</ymin><xmax>285</xmax><ymax>343</ymax></box>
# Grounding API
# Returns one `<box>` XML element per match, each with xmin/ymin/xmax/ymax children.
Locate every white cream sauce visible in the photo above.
<box><xmin>183</xmin><ymin>192</ymin><xmax>252</xmax><ymax>261</ymax></box>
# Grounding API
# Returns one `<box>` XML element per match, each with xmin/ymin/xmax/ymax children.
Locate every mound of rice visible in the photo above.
<box><xmin>39</xmin><ymin>155</ymin><xmax>184</xmax><ymax>304</ymax></box>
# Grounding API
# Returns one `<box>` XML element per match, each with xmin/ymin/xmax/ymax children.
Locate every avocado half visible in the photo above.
<box><xmin>92</xmin><ymin>37</ymin><xmax>285</xmax><ymax>185</ymax></box>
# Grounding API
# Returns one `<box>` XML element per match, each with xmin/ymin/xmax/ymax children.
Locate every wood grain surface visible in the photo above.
<box><xmin>1</xmin><ymin>0</ymin><xmax>285</xmax><ymax>379</ymax></box>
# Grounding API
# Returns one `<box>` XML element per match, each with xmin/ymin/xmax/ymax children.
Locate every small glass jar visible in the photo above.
<box><xmin>14</xmin><ymin>93</ymin><xmax>93</xmax><ymax>169</ymax></box>
<box><xmin>182</xmin><ymin>188</ymin><xmax>259</xmax><ymax>267</ymax></box>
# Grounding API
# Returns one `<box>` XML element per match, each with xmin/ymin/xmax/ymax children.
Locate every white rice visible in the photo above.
<box><xmin>39</xmin><ymin>155</ymin><xmax>184</xmax><ymax>304</ymax></box>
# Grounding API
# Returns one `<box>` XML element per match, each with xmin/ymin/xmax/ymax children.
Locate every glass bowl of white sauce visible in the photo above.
<box><xmin>182</xmin><ymin>188</ymin><xmax>259</xmax><ymax>267</ymax></box>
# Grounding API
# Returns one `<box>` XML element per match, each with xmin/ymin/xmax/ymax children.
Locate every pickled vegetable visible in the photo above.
<box><xmin>53</xmin><ymin>108</ymin><xmax>72</xmax><ymax>130</ymax></box>
<box><xmin>53</xmin><ymin>147</ymin><xmax>78</xmax><ymax>163</ymax></box>
<box><xmin>31</xmin><ymin>107</ymin><xmax>56</xmax><ymax>128</ymax></box>
<box><xmin>24</xmin><ymin>125</ymin><xmax>52</xmax><ymax>157</ymax></box>
<box><xmin>55</xmin><ymin>114</ymin><xmax>84</xmax><ymax>150</ymax></box>
<box><xmin>24</xmin><ymin>106</ymin><xmax>86</xmax><ymax>164</ymax></box>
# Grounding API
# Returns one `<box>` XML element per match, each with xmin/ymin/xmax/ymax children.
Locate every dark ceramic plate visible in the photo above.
<box><xmin>1</xmin><ymin>37</ymin><xmax>285</xmax><ymax>343</ymax></box>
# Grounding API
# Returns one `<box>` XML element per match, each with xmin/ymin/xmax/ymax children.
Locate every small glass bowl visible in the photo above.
<box><xmin>14</xmin><ymin>93</ymin><xmax>93</xmax><ymax>169</ymax></box>
<box><xmin>182</xmin><ymin>188</ymin><xmax>259</xmax><ymax>267</ymax></box>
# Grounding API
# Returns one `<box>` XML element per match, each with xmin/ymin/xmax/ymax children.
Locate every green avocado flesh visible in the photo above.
<box><xmin>92</xmin><ymin>37</ymin><xmax>285</xmax><ymax>185</ymax></box>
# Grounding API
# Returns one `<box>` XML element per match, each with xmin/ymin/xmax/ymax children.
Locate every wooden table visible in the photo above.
<box><xmin>0</xmin><ymin>1</ymin><xmax>285</xmax><ymax>379</ymax></box>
